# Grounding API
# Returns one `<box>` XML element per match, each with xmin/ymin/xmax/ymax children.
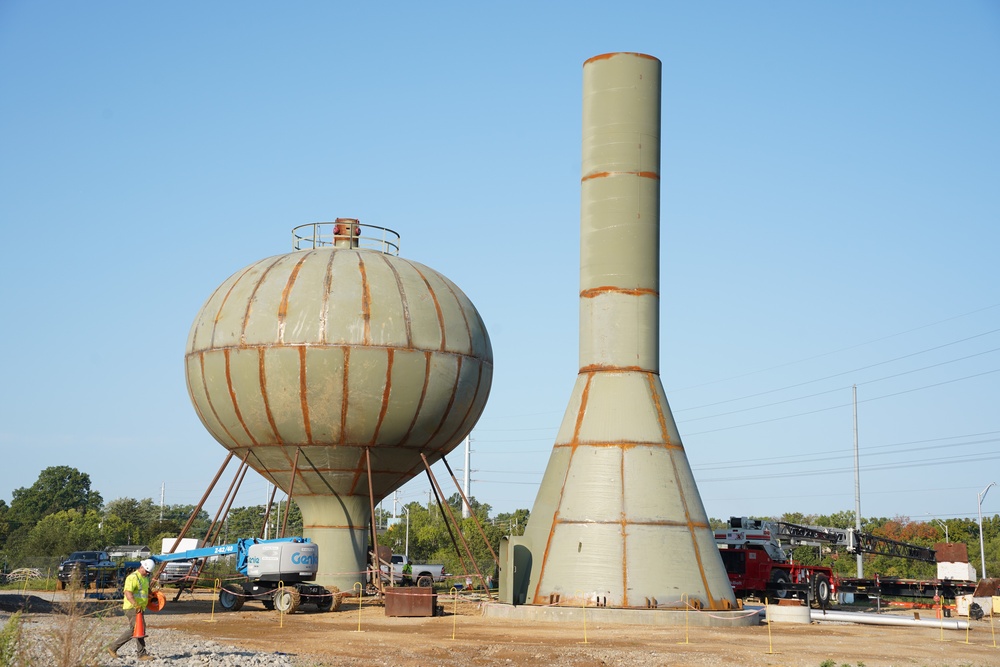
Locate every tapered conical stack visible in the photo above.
<box><xmin>506</xmin><ymin>52</ymin><xmax>735</xmax><ymax>610</ymax></box>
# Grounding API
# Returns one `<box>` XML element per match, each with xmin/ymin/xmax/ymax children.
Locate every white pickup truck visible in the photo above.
<box><xmin>385</xmin><ymin>554</ymin><xmax>447</xmax><ymax>586</ymax></box>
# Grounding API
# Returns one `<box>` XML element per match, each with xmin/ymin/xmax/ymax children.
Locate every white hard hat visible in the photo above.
<box><xmin>141</xmin><ymin>559</ymin><xmax>155</xmax><ymax>572</ymax></box>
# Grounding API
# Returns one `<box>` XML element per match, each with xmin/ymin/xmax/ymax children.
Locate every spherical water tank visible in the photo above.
<box><xmin>185</xmin><ymin>223</ymin><xmax>493</xmax><ymax>590</ymax></box>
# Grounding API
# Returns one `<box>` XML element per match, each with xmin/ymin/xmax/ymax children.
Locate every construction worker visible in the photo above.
<box><xmin>105</xmin><ymin>558</ymin><xmax>155</xmax><ymax>661</ymax></box>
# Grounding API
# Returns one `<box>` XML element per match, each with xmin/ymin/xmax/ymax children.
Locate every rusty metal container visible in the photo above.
<box><xmin>186</xmin><ymin>222</ymin><xmax>493</xmax><ymax>594</ymax></box>
<box><xmin>384</xmin><ymin>587</ymin><xmax>438</xmax><ymax>617</ymax></box>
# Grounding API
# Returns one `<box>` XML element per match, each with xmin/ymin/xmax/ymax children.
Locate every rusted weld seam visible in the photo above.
<box><xmin>581</xmin><ymin>170</ymin><xmax>658</xmax><ymax>182</ymax></box>
<box><xmin>208</xmin><ymin>263</ymin><xmax>255</xmax><ymax>350</ymax></box>
<box><xmin>339</xmin><ymin>347</ymin><xmax>351</xmax><ymax>444</ymax></box>
<box><xmin>553</xmin><ymin>440</ymin><xmax>682</xmax><ymax>451</ymax></box>
<box><xmin>258</xmin><ymin>347</ymin><xmax>281</xmax><ymax>442</ymax></box>
<box><xmin>584</xmin><ymin>52</ymin><xmax>659</xmax><ymax>66</ymax></box>
<box><xmin>198</xmin><ymin>352</ymin><xmax>240</xmax><ymax>448</ymax></box>
<box><xmin>277</xmin><ymin>253</ymin><xmax>309</xmax><ymax>343</ymax></box>
<box><xmin>398</xmin><ymin>351</ymin><xmax>432</xmax><ymax>447</ymax></box>
<box><xmin>620</xmin><ymin>447</ymin><xmax>628</xmax><ymax>607</ymax></box>
<box><xmin>380</xmin><ymin>254</ymin><xmax>413</xmax><ymax>346</ymax></box>
<box><xmin>224</xmin><ymin>349</ymin><xmax>259</xmax><ymax>446</ymax></box>
<box><xmin>423</xmin><ymin>356</ymin><xmax>463</xmax><ymax>448</ymax></box>
<box><xmin>578</xmin><ymin>364</ymin><xmax>657</xmax><ymax>374</ymax></box>
<box><xmin>580</xmin><ymin>286</ymin><xmax>658</xmax><ymax>299</ymax></box>
<box><xmin>532</xmin><ymin>373</ymin><xmax>593</xmax><ymax>605</ymax></box>
<box><xmin>298</xmin><ymin>346</ymin><xmax>313</xmax><ymax>445</ymax></box>
<box><xmin>409</xmin><ymin>262</ymin><xmax>447</xmax><ymax>352</ymax></box>
<box><xmin>320</xmin><ymin>247</ymin><xmax>336</xmax><ymax>344</ymax></box>
<box><xmin>358</xmin><ymin>255</ymin><xmax>372</xmax><ymax>345</ymax></box>
<box><xmin>370</xmin><ymin>348</ymin><xmax>394</xmax><ymax>445</ymax></box>
<box><xmin>555</xmin><ymin>518</ymin><xmax>698</xmax><ymax>527</ymax></box>
<box><xmin>240</xmin><ymin>255</ymin><xmax>285</xmax><ymax>348</ymax></box>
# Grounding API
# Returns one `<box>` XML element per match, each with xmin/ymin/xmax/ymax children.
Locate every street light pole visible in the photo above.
<box><xmin>978</xmin><ymin>482</ymin><xmax>996</xmax><ymax>580</ymax></box>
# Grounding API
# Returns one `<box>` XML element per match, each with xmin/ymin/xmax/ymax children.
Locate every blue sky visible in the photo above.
<box><xmin>1</xmin><ymin>2</ymin><xmax>998</xmax><ymax>529</ymax></box>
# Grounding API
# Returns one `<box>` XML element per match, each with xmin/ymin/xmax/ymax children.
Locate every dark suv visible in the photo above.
<box><xmin>56</xmin><ymin>550</ymin><xmax>116</xmax><ymax>589</ymax></box>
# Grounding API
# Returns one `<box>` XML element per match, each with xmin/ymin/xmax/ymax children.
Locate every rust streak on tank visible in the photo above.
<box><xmin>277</xmin><ymin>252</ymin><xmax>310</xmax><ymax>342</ymax></box>
<box><xmin>580</xmin><ymin>170</ymin><xmax>659</xmax><ymax>182</ymax></box>
<box><xmin>579</xmin><ymin>364</ymin><xmax>650</xmax><ymax>373</ymax></box>
<box><xmin>298</xmin><ymin>346</ymin><xmax>313</xmax><ymax>444</ymax></box>
<box><xmin>240</xmin><ymin>255</ymin><xmax>285</xmax><ymax>348</ymax></box>
<box><xmin>379</xmin><ymin>254</ymin><xmax>413</xmax><ymax>346</ymax></box>
<box><xmin>358</xmin><ymin>255</ymin><xmax>372</xmax><ymax>346</ymax></box>
<box><xmin>620</xmin><ymin>447</ymin><xmax>628</xmax><ymax>607</ymax></box>
<box><xmin>579</xmin><ymin>286</ymin><xmax>658</xmax><ymax>299</ymax></box>
<box><xmin>340</xmin><ymin>347</ymin><xmax>351</xmax><ymax>444</ymax></box>
<box><xmin>584</xmin><ymin>51</ymin><xmax>659</xmax><ymax>66</ymax></box>
<box><xmin>410</xmin><ymin>262</ymin><xmax>447</xmax><ymax>351</ymax></box>
<box><xmin>370</xmin><ymin>347</ymin><xmax>394</xmax><ymax>445</ymax></box>
<box><xmin>319</xmin><ymin>246</ymin><xmax>337</xmax><ymax>344</ymax></box>
<box><xmin>532</xmin><ymin>373</ymin><xmax>594</xmax><ymax>604</ymax></box>
<box><xmin>198</xmin><ymin>352</ymin><xmax>240</xmax><ymax>448</ymax></box>
<box><xmin>207</xmin><ymin>264</ymin><xmax>255</xmax><ymax>350</ymax></box>
<box><xmin>398</xmin><ymin>351</ymin><xmax>432</xmax><ymax>447</ymax></box>
<box><xmin>224</xmin><ymin>348</ymin><xmax>259</xmax><ymax>446</ymax></box>
<box><xmin>258</xmin><ymin>347</ymin><xmax>281</xmax><ymax>442</ymax></box>
<box><xmin>424</xmin><ymin>355</ymin><xmax>462</xmax><ymax>448</ymax></box>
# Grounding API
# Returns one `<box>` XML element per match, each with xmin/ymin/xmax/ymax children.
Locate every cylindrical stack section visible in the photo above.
<box><xmin>513</xmin><ymin>52</ymin><xmax>735</xmax><ymax>610</ymax></box>
<box><xmin>579</xmin><ymin>52</ymin><xmax>661</xmax><ymax>374</ymax></box>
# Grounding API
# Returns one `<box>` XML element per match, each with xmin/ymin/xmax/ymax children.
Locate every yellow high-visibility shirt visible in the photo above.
<box><xmin>122</xmin><ymin>570</ymin><xmax>149</xmax><ymax>611</ymax></box>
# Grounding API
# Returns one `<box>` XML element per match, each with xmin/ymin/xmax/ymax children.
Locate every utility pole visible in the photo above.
<box><xmin>462</xmin><ymin>436</ymin><xmax>471</xmax><ymax>518</ymax></box>
<box><xmin>853</xmin><ymin>385</ymin><xmax>863</xmax><ymax>578</ymax></box>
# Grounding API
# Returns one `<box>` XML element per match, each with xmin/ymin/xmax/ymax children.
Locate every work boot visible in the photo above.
<box><xmin>105</xmin><ymin>647</ymin><xmax>118</xmax><ymax>658</ymax></box>
<box><xmin>138</xmin><ymin>655</ymin><xmax>154</xmax><ymax>662</ymax></box>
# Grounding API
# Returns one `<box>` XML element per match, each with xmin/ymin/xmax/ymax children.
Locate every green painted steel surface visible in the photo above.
<box><xmin>510</xmin><ymin>53</ymin><xmax>736</xmax><ymax>611</ymax></box>
<box><xmin>186</xmin><ymin>246</ymin><xmax>492</xmax><ymax>592</ymax></box>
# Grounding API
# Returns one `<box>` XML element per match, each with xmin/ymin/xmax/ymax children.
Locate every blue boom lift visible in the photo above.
<box><xmin>152</xmin><ymin>537</ymin><xmax>338</xmax><ymax>613</ymax></box>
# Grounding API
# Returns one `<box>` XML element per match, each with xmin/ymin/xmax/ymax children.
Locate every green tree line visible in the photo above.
<box><xmin>2</xmin><ymin>466</ymin><xmax>998</xmax><ymax>584</ymax></box>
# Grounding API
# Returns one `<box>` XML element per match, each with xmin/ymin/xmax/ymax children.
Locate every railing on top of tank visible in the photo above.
<box><xmin>291</xmin><ymin>221</ymin><xmax>401</xmax><ymax>256</ymax></box>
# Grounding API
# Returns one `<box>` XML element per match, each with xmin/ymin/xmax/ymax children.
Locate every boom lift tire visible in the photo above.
<box><xmin>812</xmin><ymin>573</ymin><xmax>831</xmax><ymax>608</ymax></box>
<box><xmin>769</xmin><ymin>569</ymin><xmax>791</xmax><ymax>599</ymax></box>
<box><xmin>274</xmin><ymin>587</ymin><xmax>301</xmax><ymax>614</ymax></box>
<box><xmin>316</xmin><ymin>586</ymin><xmax>340</xmax><ymax>612</ymax></box>
<box><xmin>219</xmin><ymin>585</ymin><xmax>244</xmax><ymax>612</ymax></box>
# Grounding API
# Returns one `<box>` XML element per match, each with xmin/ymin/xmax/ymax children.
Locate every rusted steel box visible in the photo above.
<box><xmin>385</xmin><ymin>587</ymin><xmax>437</xmax><ymax>617</ymax></box>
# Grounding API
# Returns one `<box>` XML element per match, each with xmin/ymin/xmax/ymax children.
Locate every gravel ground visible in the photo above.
<box><xmin>1</xmin><ymin>595</ymin><xmax>296</xmax><ymax>667</ymax></box>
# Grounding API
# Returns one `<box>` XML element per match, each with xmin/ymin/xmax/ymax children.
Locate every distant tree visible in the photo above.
<box><xmin>8</xmin><ymin>467</ymin><xmax>103</xmax><ymax>531</ymax></box>
<box><xmin>20</xmin><ymin>509</ymin><xmax>103</xmax><ymax>561</ymax></box>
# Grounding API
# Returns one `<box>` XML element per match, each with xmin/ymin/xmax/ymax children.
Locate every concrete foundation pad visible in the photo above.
<box><xmin>482</xmin><ymin>602</ymin><xmax>760</xmax><ymax>628</ymax></box>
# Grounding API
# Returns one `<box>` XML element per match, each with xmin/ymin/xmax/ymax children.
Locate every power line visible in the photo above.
<box><xmin>668</xmin><ymin>302</ymin><xmax>1000</xmax><ymax>392</ymax></box>
<box><xmin>674</xmin><ymin>335</ymin><xmax>1000</xmax><ymax>414</ymax></box>
<box><xmin>683</xmin><ymin>367</ymin><xmax>1000</xmax><ymax>436</ymax></box>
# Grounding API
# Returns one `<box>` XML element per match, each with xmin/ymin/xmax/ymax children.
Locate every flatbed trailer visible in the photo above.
<box><xmin>835</xmin><ymin>576</ymin><xmax>977</xmax><ymax>600</ymax></box>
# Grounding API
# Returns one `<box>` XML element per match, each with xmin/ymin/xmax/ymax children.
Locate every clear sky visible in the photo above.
<box><xmin>1</xmin><ymin>2</ymin><xmax>998</xmax><ymax>529</ymax></box>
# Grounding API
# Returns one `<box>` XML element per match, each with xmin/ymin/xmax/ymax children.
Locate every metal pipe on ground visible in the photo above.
<box><xmin>810</xmin><ymin>609</ymin><xmax>969</xmax><ymax>630</ymax></box>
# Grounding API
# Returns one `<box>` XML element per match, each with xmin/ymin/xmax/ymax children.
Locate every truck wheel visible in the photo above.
<box><xmin>812</xmin><ymin>574</ymin><xmax>831</xmax><ymax>608</ymax></box>
<box><xmin>274</xmin><ymin>587</ymin><xmax>301</xmax><ymax>614</ymax></box>
<box><xmin>56</xmin><ymin>580</ymin><xmax>65</xmax><ymax>591</ymax></box>
<box><xmin>769</xmin><ymin>570</ymin><xmax>791</xmax><ymax>599</ymax></box>
<box><xmin>219</xmin><ymin>585</ymin><xmax>244</xmax><ymax>612</ymax></box>
<box><xmin>417</xmin><ymin>575</ymin><xmax>433</xmax><ymax>588</ymax></box>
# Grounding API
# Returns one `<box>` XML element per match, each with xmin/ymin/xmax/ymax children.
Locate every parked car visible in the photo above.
<box><xmin>157</xmin><ymin>560</ymin><xmax>195</xmax><ymax>584</ymax></box>
<box><xmin>384</xmin><ymin>554</ymin><xmax>447</xmax><ymax>586</ymax></box>
<box><xmin>57</xmin><ymin>550</ymin><xmax>116</xmax><ymax>589</ymax></box>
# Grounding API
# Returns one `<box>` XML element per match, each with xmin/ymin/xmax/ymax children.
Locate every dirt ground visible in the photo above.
<box><xmin>5</xmin><ymin>590</ymin><xmax>998</xmax><ymax>667</ymax></box>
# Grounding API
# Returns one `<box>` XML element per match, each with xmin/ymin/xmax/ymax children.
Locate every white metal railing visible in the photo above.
<box><xmin>291</xmin><ymin>220</ymin><xmax>401</xmax><ymax>256</ymax></box>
